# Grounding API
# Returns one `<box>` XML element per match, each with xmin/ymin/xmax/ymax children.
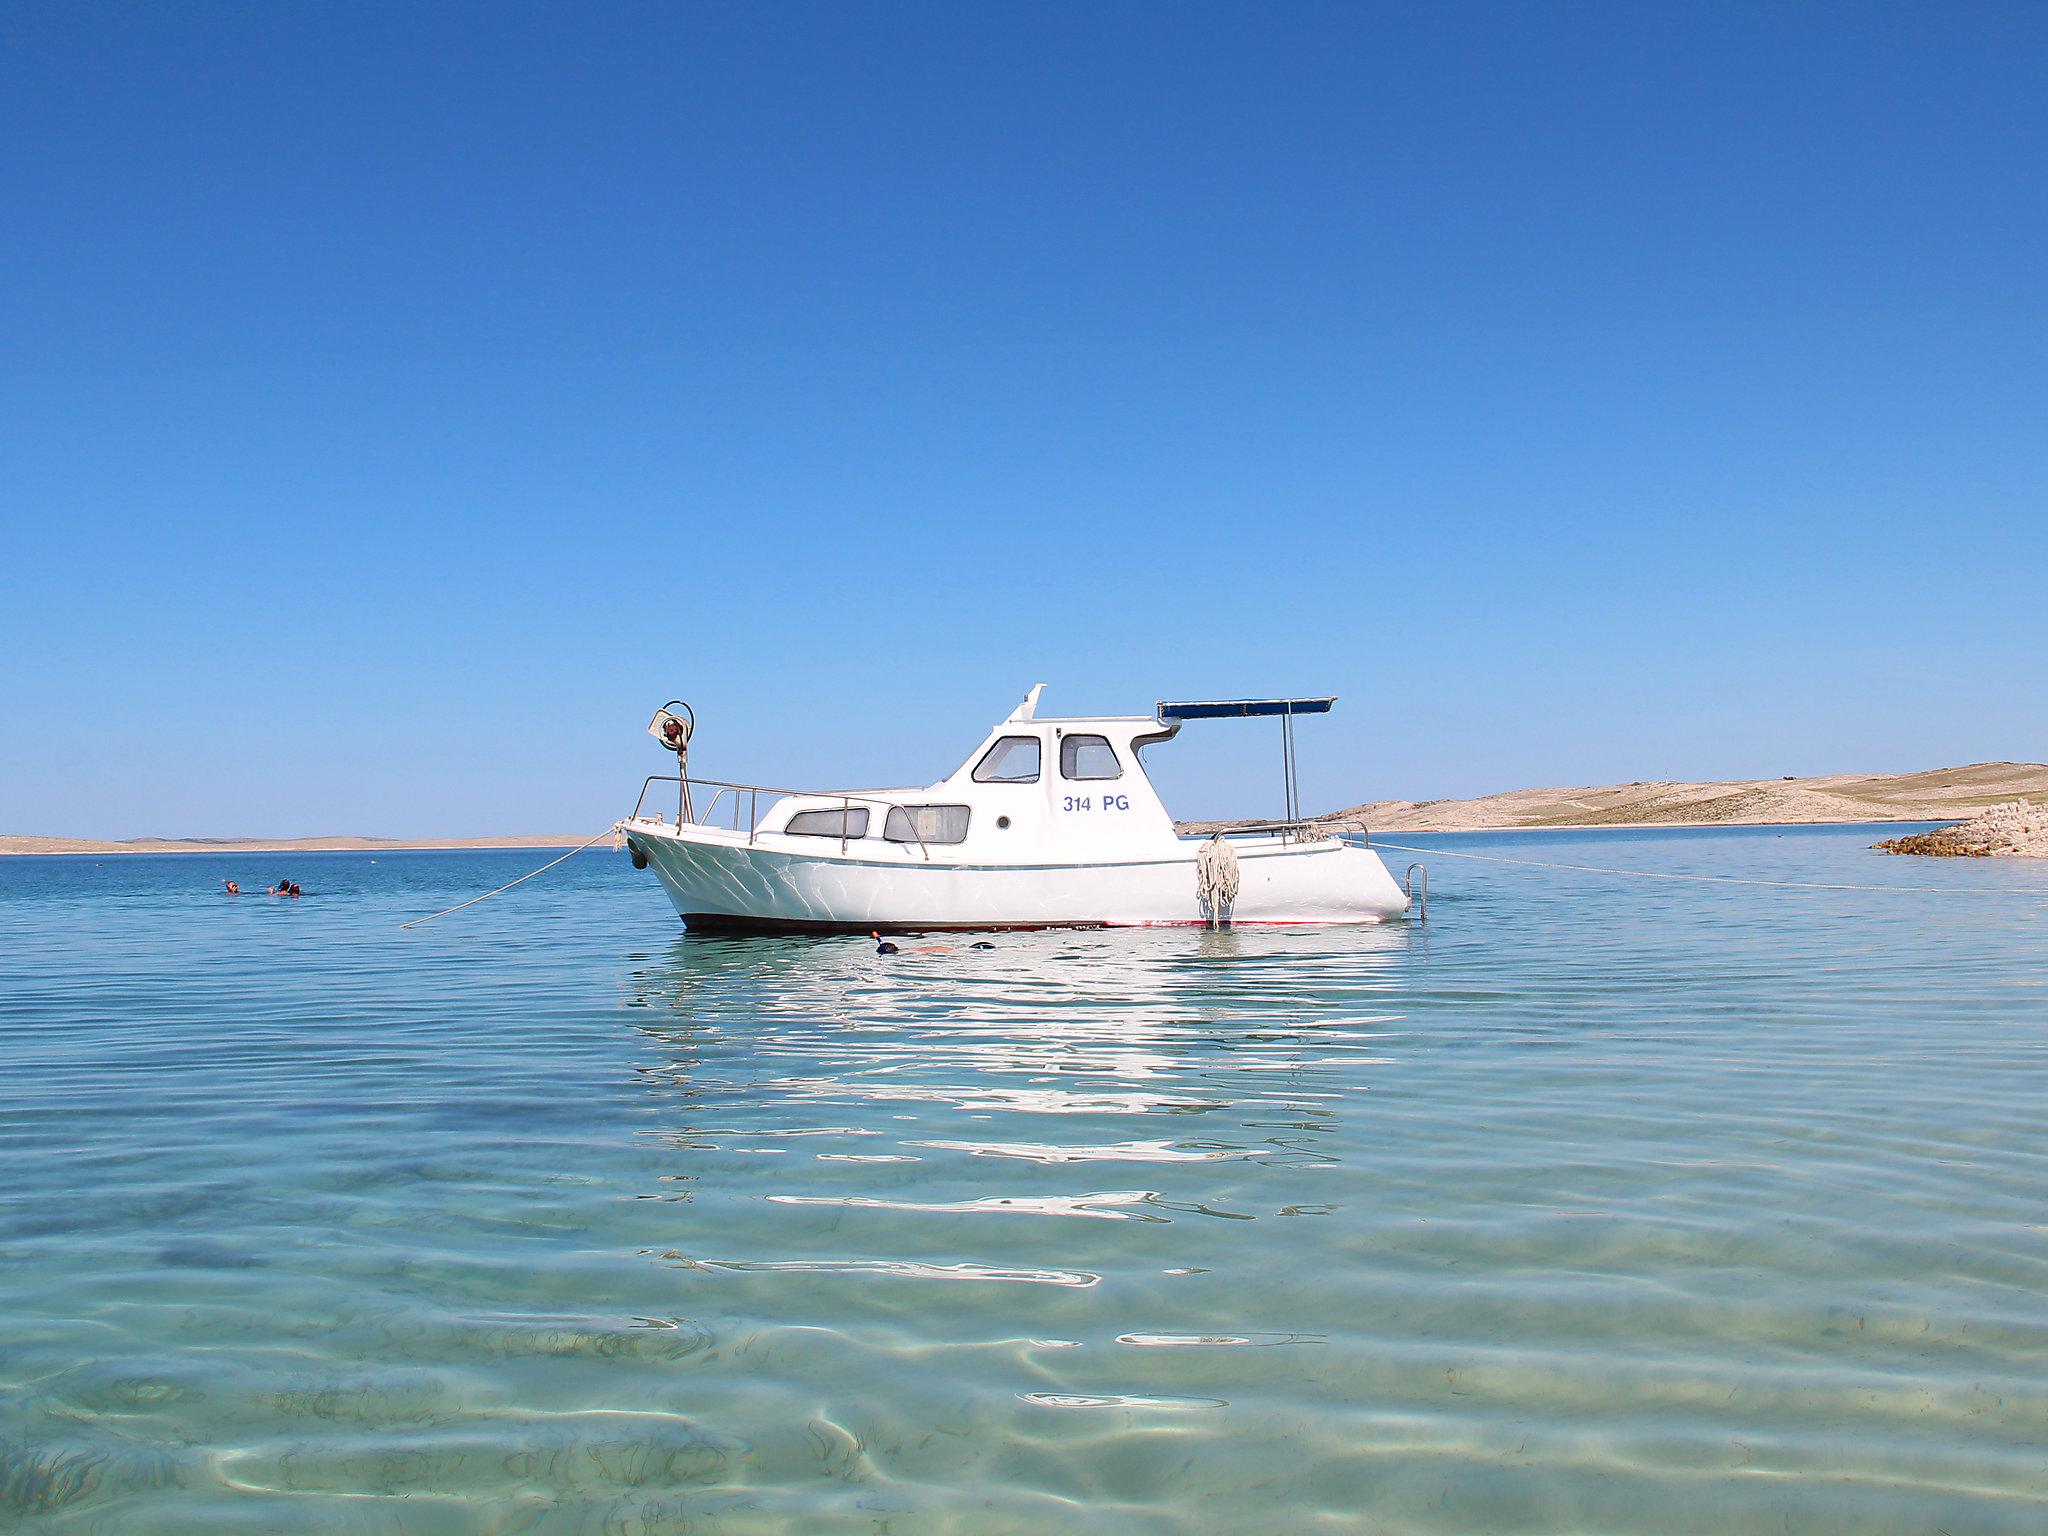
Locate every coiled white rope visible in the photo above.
<box><xmin>1360</xmin><ymin>837</ymin><xmax>2048</xmax><ymax>897</ymax></box>
<box><xmin>1195</xmin><ymin>834</ymin><xmax>1240</xmax><ymax>926</ymax></box>
<box><xmin>400</xmin><ymin>825</ymin><xmax>620</xmax><ymax>928</ymax></box>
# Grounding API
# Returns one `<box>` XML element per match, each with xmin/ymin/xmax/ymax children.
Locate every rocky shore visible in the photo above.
<box><xmin>1875</xmin><ymin>801</ymin><xmax>2048</xmax><ymax>859</ymax></box>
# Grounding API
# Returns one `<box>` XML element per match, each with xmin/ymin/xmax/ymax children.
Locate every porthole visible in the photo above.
<box><xmin>997</xmin><ymin>816</ymin><xmax>1011</xmax><ymax>829</ymax></box>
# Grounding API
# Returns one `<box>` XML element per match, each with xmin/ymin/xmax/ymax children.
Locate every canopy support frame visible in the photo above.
<box><xmin>1155</xmin><ymin>695</ymin><xmax>1334</xmax><ymax>831</ymax></box>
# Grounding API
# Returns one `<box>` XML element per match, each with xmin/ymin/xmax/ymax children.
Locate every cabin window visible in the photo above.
<box><xmin>1060</xmin><ymin>734</ymin><xmax>1122</xmax><ymax>781</ymax></box>
<box><xmin>884</xmin><ymin>804</ymin><xmax>971</xmax><ymax>845</ymax></box>
<box><xmin>973</xmin><ymin>735</ymin><xmax>1041</xmax><ymax>783</ymax></box>
<box><xmin>784</xmin><ymin>807</ymin><xmax>869</xmax><ymax>839</ymax></box>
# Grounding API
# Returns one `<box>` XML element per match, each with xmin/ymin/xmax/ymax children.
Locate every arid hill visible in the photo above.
<box><xmin>1323</xmin><ymin>762</ymin><xmax>2048</xmax><ymax>832</ymax></box>
<box><xmin>1180</xmin><ymin>762</ymin><xmax>2048</xmax><ymax>835</ymax></box>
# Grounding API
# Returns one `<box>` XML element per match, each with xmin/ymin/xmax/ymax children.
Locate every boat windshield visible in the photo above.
<box><xmin>973</xmin><ymin>736</ymin><xmax>1041</xmax><ymax>784</ymax></box>
<box><xmin>1060</xmin><ymin>735</ymin><xmax>1121</xmax><ymax>780</ymax></box>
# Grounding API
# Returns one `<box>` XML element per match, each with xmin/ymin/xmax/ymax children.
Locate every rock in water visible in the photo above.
<box><xmin>1876</xmin><ymin>800</ymin><xmax>2048</xmax><ymax>858</ymax></box>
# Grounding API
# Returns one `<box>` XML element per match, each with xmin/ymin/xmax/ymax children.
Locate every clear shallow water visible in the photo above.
<box><xmin>3</xmin><ymin>826</ymin><xmax>2047</xmax><ymax>1533</ymax></box>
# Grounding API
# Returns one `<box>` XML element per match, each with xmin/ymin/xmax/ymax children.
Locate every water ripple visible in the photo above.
<box><xmin>5</xmin><ymin>831</ymin><xmax>2048</xmax><ymax>1530</ymax></box>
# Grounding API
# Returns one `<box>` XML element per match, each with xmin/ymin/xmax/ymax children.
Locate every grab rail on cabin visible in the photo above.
<box><xmin>628</xmin><ymin>775</ymin><xmax>932</xmax><ymax>860</ymax></box>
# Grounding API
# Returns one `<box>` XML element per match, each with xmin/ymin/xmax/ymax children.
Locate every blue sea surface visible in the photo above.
<box><xmin>3</xmin><ymin>825</ymin><xmax>2047</xmax><ymax>1532</ymax></box>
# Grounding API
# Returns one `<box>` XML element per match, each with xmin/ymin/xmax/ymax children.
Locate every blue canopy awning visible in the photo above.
<box><xmin>1156</xmin><ymin>696</ymin><xmax>1336</xmax><ymax>721</ymax></box>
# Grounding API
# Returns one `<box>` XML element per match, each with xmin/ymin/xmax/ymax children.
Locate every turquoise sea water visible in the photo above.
<box><xmin>3</xmin><ymin>825</ymin><xmax>2047</xmax><ymax>1533</ymax></box>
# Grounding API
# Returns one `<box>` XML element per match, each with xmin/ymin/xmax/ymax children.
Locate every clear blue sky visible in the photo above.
<box><xmin>4</xmin><ymin>2</ymin><xmax>2043</xmax><ymax>837</ymax></box>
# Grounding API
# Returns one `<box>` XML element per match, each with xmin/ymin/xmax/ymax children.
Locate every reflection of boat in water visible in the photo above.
<box><xmin>620</xmin><ymin>686</ymin><xmax>1410</xmax><ymax>934</ymax></box>
<box><xmin>619</xmin><ymin>923</ymin><xmax>1411</xmax><ymax>1265</ymax></box>
<box><xmin>623</xmin><ymin>923</ymin><xmax>1409</xmax><ymax>1156</ymax></box>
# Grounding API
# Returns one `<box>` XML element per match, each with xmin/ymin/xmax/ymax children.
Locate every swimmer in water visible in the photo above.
<box><xmin>222</xmin><ymin>880</ymin><xmax>240</xmax><ymax>895</ymax></box>
<box><xmin>873</xmin><ymin>932</ymin><xmax>995</xmax><ymax>955</ymax></box>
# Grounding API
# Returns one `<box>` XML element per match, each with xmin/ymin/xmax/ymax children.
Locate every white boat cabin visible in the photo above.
<box><xmin>754</xmin><ymin>685</ymin><xmax>1189</xmax><ymax>863</ymax></box>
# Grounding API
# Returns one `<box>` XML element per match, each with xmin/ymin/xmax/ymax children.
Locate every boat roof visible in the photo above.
<box><xmin>1033</xmin><ymin>714</ymin><xmax>1165</xmax><ymax>725</ymax></box>
<box><xmin>1155</xmin><ymin>696</ymin><xmax>1336</xmax><ymax>721</ymax></box>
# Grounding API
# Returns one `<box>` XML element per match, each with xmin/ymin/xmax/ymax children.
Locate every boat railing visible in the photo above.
<box><xmin>1180</xmin><ymin>818</ymin><xmax>1356</xmax><ymax>846</ymax></box>
<box><xmin>628</xmin><ymin>775</ymin><xmax>932</xmax><ymax>860</ymax></box>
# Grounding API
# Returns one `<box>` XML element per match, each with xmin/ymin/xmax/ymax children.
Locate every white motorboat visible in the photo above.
<box><xmin>620</xmin><ymin>686</ymin><xmax>1411</xmax><ymax>933</ymax></box>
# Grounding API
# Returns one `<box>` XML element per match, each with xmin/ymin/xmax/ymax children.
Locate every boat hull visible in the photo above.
<box><xmin>622</xmin><ymin>820</ymin><xmax>1409</xmax><ymax>932</ymax></box>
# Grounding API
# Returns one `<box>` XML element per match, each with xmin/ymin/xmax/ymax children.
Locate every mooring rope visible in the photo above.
<box><xmin>1359</xmin><ymin>837</ymin><xmax>2048</xmax><ymax>898</ymax></box>
<box><xmin>400</xmin><ymin>825</ymin><xmax>620</xmax><ymax>929</ymax></box>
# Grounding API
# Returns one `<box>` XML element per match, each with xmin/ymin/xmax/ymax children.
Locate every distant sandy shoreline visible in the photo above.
<box><xmin>13</xmin><ymin>762</ymin><xmax>2041</xmax><ymax>855</ymax></box>
<box><xmin>7</xmin><ymin>819</ymin><xmax>1958</xmax><ymax>858</ymax></box>
<box><xmin>1173</xmin><ymin>814</ymin><xmax>1956</xmax><ymax>839</ymax></box>
<box><xmin>0</xmin><ymin>834</ymin><xmax>601</xmax><ymax>858</ymax></box>
<box><xmin>1366</xmin><ymin>816</ymin><xmax>1958</xmax><ymax>837</ymax></box>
